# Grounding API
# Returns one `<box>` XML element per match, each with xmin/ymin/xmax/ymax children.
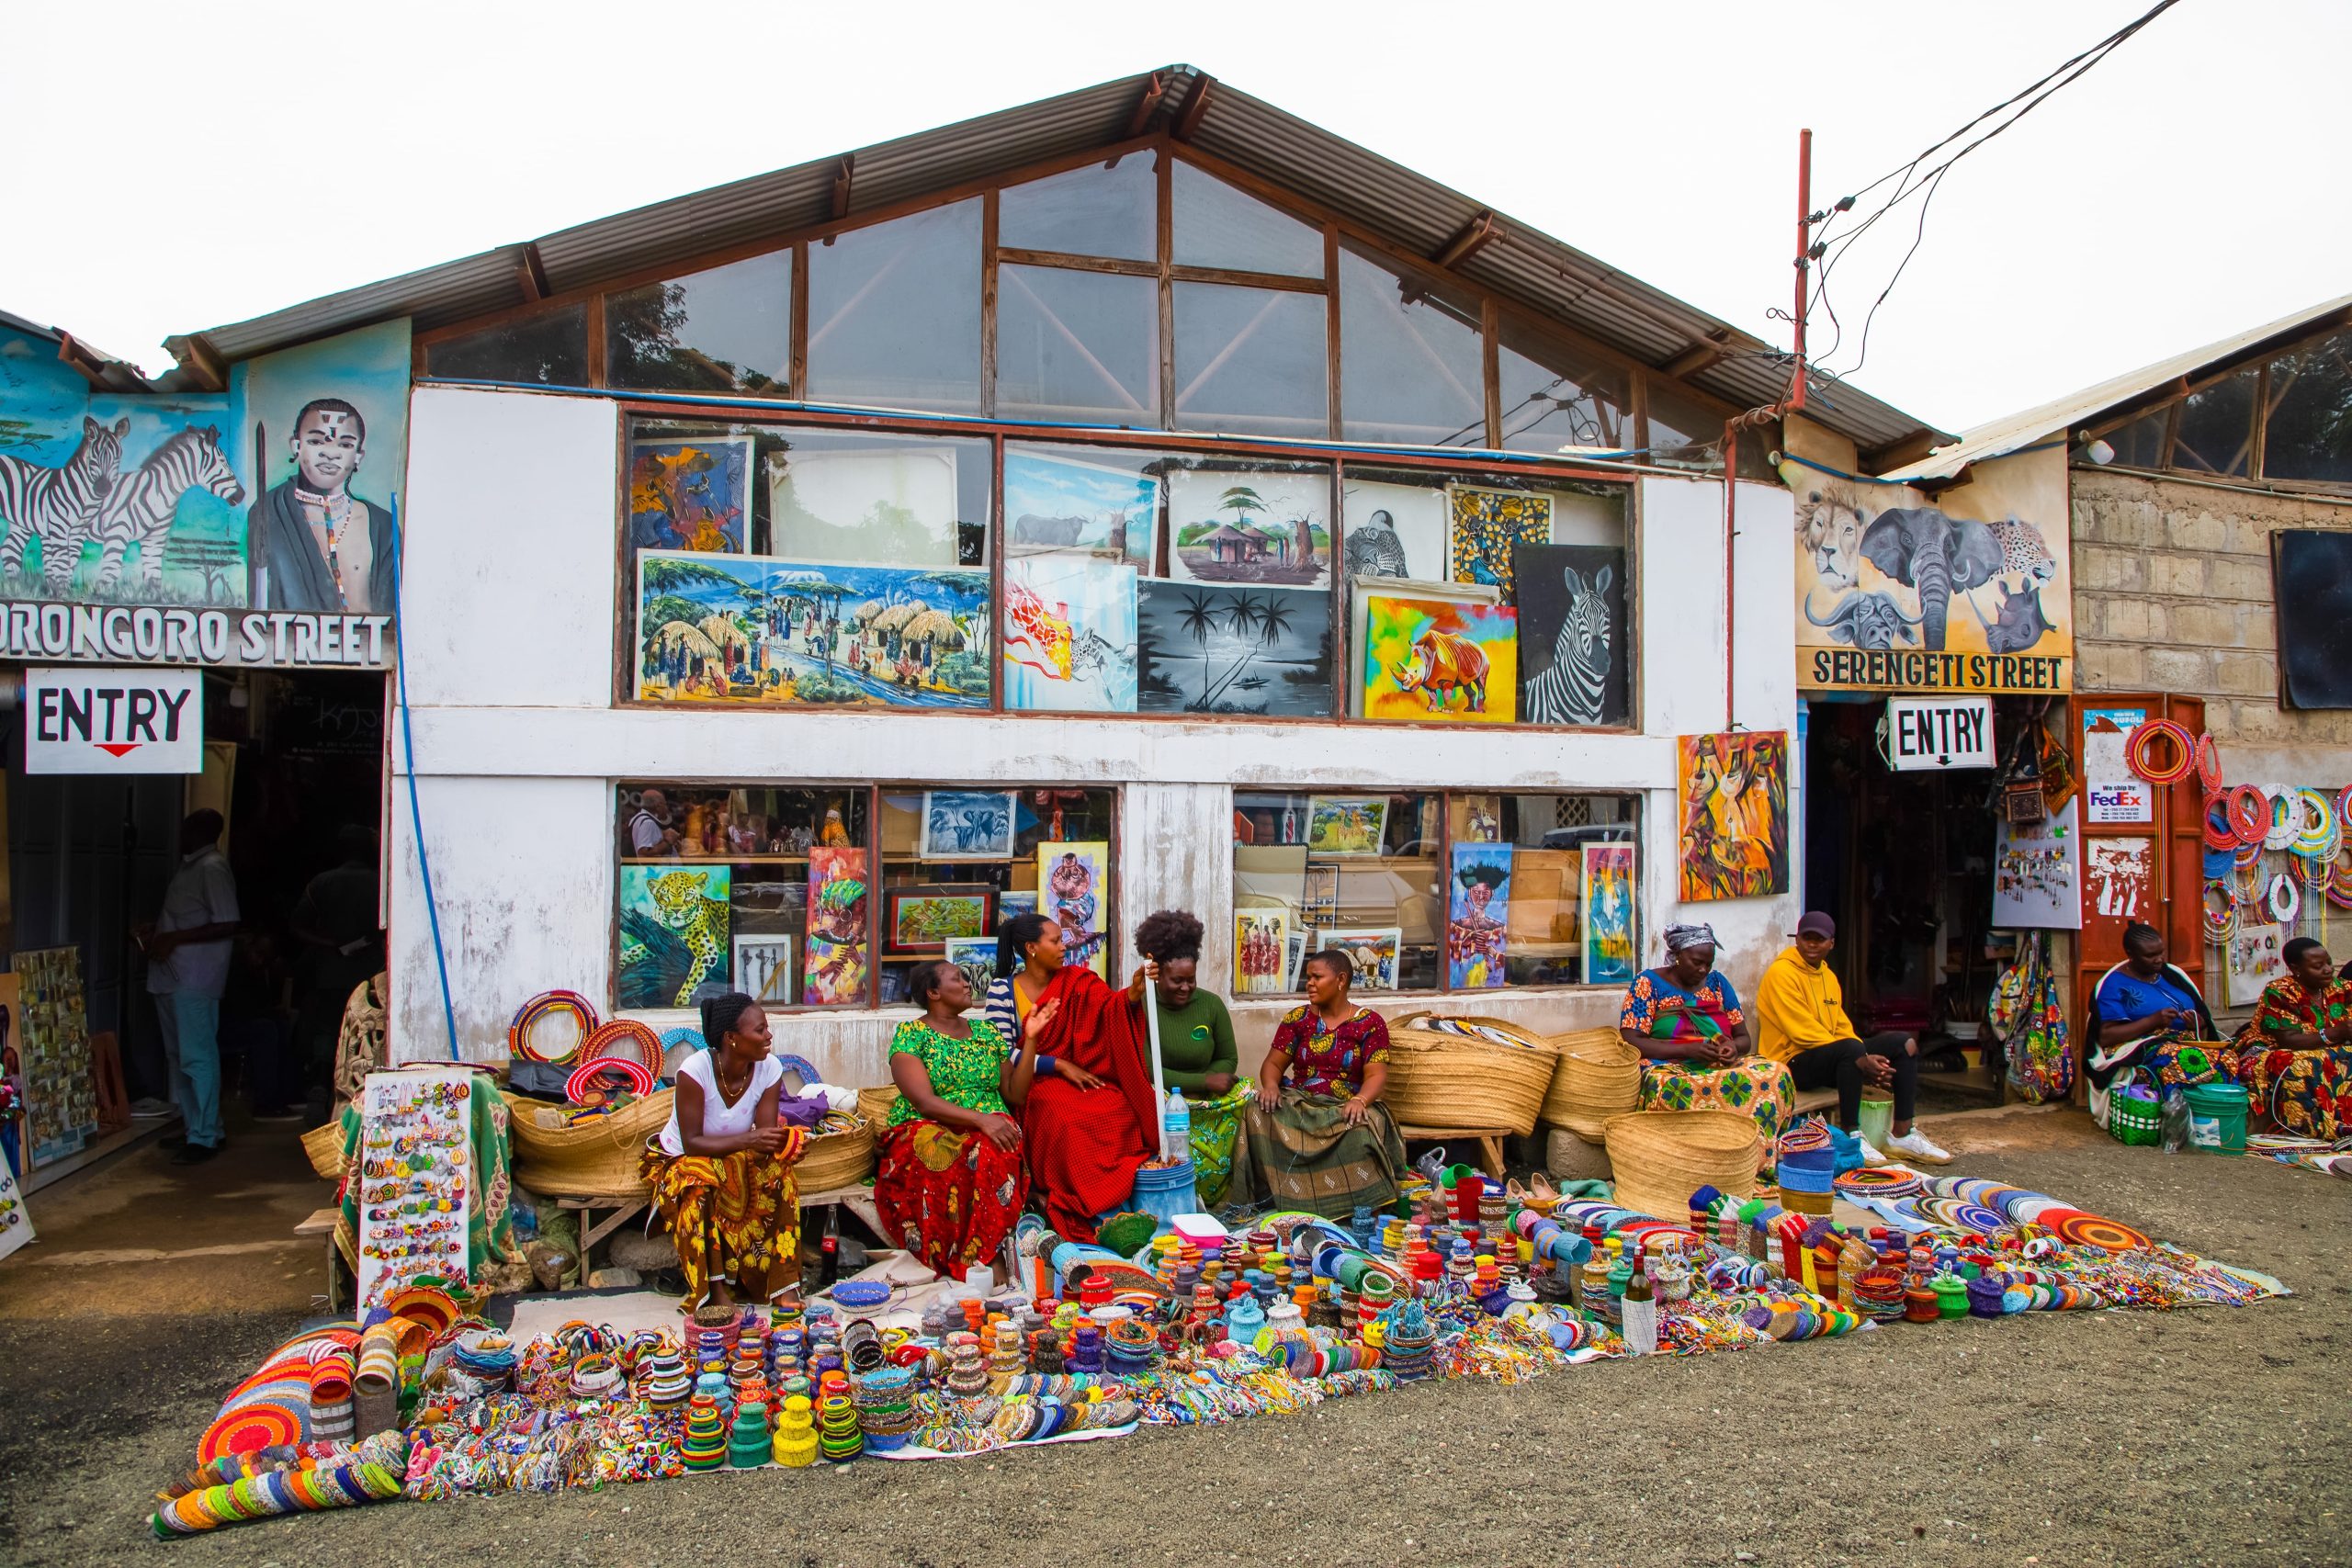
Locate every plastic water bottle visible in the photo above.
<box><xmin>2159</xmin><ymin>1089</ymin><xmax>2189</xmax><ymax>1154</ymax></box>
<box><xmin>1162</xmin><ymin>1089</ymin><xmax>1191</xmax><ymax>1162</ymax></box>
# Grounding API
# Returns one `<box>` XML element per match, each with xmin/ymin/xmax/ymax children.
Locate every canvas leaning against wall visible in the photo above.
<box><xmin>1677</xmin><ymin>731</ymin><xmax>1790</xmax><ymax>902</ymax></box>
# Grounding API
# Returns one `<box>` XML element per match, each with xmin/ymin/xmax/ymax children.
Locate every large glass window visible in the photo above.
<box><xmin>2100</xmin><ymin>406</ymin><xmax>2170</xmax><ymax>468</ymax></box>
<box><xmin>1172</xmin><ymin>283</ymin><xmax>1329</xmax><ymax>438</ymax></box>
<box><xmin>2171</xmin><ymin>367</ymin><xmax>2256</xmax><ymax>477</ymax></box>
<box><xmin>805</xmin><ymin>199</ymin><xmax>982</xmax><ymax>414</ymax></box>
<box><xmin>1171</xmin><ymin>162</ymin><xmax>1325</xmax><ymax>278</ymax></box>
<box><xmin>606</xmin><ymin>251</ymin><xmax>790</xmax><ymax>395</ymax></box>
<box><xmin>1644</xmin><ymin>380</ymin><xmax>1723</xmax><ymax>469</ymax></box>
<box><xmin>1232</xmin><ymin>789</ymin><xmax>1640</xmax><ymax>995</ymax></box>
<box><xmin>999</xmin><ymin>156</ymin><xmax>1157</xmax><ymax>263</ymax></box>
<box><xmin>2263</xmin><ymin>332</ymin><xmax>2352</xmax><ymax>484</ymax></box>
<box><xmin>1338</xmin><ymin>244</ymin><xmax>1487</xmax><ymax>447</ymax></box>
<box><xmin>424</xmin><ymin>303</ymin><xmax>589</xmax><ymax>385</ymax></box>
<box><xmin>1497</xmin><ymin>323</ymin><xmax>1631</xmax><ymax>456</ymax></box>
<box><xmin>996</xmin><ymin>265</ymin><xmax>1159</xmax><ymax>426</ymax></box>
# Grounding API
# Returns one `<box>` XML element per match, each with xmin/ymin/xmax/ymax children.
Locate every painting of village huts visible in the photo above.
<box><xmin>1168</xmin><ymin>469</ymin><xmax>1330</xmax><ymax>590</ymax></box>
<box><xmin>635</xmin><ymin>548</ymin><xmax>989</xmax><ymax>707</ymax></box>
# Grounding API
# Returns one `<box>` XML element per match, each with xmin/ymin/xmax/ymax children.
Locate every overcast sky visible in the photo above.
<box><xmin>10</xmin><ymin>0</ymin><xmax>2340</xmax><ymax>434</ymax></box>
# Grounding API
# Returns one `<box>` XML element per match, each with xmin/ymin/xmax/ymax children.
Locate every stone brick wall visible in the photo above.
<box><xmin>2070</xmin><ymin>468</ymin><xmax>2352</xmax><ymax>781</ymax></box>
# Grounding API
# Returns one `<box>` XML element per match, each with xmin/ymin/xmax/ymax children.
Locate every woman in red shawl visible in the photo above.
<box><xmin>986</xmin><ymin>912</ymin><xmax>1158</xmax><ymax>1241</ymax></box>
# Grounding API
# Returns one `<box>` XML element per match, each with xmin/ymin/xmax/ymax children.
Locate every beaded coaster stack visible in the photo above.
<box><xmin>817</xmin><ymin>1394</ymin><xmax>863</xmax><ymax>1462</ymax></box>
<box><xmin>852</xmin><ymin>1366</ymin><xmax>917</xmax><ymax>1452</ymax></box>
<box><xmin>772</xmin><ymin>1394</ymin><xmax>817</xmax><ymax>1467</ymax></box>
<box><xmin>943</xmin><ymin>1332</ymin><xmax>989</xmax><ymax>1397</ymax></box>
<box><xmin>681</xmin><ymin>1394</ymin><xmax>727</xmax><ymax>1471</ymax></box>
<box><xmin>728</xmin><ymin>1401</ymin><xmax>771</xmax><ymax>1468</ymax></box>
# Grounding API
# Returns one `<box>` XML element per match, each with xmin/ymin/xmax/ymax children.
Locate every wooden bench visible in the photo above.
<box><xmin>550</xmin><ymin>1182</ymin><xmax>884</xmax><ymax>1280</ymax></box>
<box><xmin>296</xmin><ymin>1206</ymin><xmax>343</xmax><ymax>1310</ymax></box>
<box><xmin>1396</xmin><ymin>1124</ymin><xmax>1511</xmax><ymax>1179</ymax></box>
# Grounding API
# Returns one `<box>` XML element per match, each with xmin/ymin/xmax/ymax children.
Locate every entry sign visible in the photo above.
<box><xmin>1887</xmin><ymin>695</ymin><xmax>1995</xmax><ymax>771</ymax></box>
<box><xmin>24</xmin><ymin>666</ymin><xmax>203</xmax><ymax>773</ymax></box>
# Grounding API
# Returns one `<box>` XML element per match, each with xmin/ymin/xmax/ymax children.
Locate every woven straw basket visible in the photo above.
<box><xmin>1540</xmin><ymin>1027</ymin><xmax>1643</xmax><ymax>1138</ymax></box>
<box><xmin>1382</xmin><ymin>1012</ymin><xmax>1560</xmax><ymax>1136</ymax></box>
<box><xmin>506</xmin><ymin>1089</ymin><xmax>671</xmax><ymax>1200</ymax></box>
<box><xmin>795</xmin><ymin>1113</ymin><xmax>876</xmax><ymax>1191</ymax></box>
<box><xmin>301</xmin><ymin>1121</ymin><xmax>347</xmax><ymax>1182</ymax></box>
<box><xmin>1603</xmin><ymin>1109</ymin><xmax>1762</xmax><ymax>1221</ymax></box>
<box><xmin>855</xmin><ymin>1085</ymin><xmax>903</xmax><ymax>1128</ymax></box>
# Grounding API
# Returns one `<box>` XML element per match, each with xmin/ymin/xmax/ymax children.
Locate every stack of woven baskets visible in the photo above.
<box><xmin>1536</xmin><ymin>1026</ymin><xmax>1643</xmax><ymax>1179</ymax></box>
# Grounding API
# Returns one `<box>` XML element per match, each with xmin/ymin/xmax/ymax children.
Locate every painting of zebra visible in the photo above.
<box><xmin>90</xmin><ymin>425</ymin><xmax>247</xmax><ymax>595</ymax></box>
<box><xmin>0</xmin><ymin>414</ymin><xmax>128</xmax><ymax>590</ymax></box>
<box><xmin>1513</xmin><ymin>544</ymin><xmax>1627</xmax><ymax>727</ymax></box>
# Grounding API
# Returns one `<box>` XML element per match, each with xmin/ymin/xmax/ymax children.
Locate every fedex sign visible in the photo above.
<box><xmin>24</xmin><ymin>666</ymin><xmax>203</xmax><ymax>773</ymax></box>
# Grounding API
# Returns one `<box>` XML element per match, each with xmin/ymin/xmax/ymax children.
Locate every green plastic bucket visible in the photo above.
<box><xmin>2183</xmin><ymin>1083</ymin><xmax>2248</xmax><ymax>1154</ymax></box>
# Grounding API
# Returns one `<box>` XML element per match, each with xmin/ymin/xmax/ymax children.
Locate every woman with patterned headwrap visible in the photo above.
<box><xmin>1618</xmin><ymin>922</ymin><xmax>1797</xmax><ymax>1150</ymax></box>
<box><xmin>639</xmin><ymin>992</ymin><xmax>809</xmax><ymax>1308</ymax></box>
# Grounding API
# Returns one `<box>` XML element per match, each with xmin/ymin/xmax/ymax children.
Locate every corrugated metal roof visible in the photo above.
<box><xmin>174</xmin><ymin>65</ymin><xmax>1939</xmax><ymax>452</ymax></box>
<box><xmin>1882</xmin><ymin>290</ymin><xmax>2352</xmax><ymax>482</ymax></box>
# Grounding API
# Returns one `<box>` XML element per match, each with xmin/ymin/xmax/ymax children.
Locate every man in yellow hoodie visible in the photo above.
<box><xmin>1754</xmin><ymin>912</ymin><xmax>1949</xmax><ymax>1164</ymax></box>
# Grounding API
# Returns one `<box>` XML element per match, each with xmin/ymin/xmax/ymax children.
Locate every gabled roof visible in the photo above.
<box><xmin>1883</xmin><ymin>291</ymin><xmax>2352</xmax><ymax>483</ymax></box>
<box><xmin>2</xmin><ymin>308</ymin><xmax>159</xmax><ymax>393</ymax></box>
<box><xmin>167</xmin><ymin>66</ymin><xmax>1939</xmax><ymax>453</ymax></box>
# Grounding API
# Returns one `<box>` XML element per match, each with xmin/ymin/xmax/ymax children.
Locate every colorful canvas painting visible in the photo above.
<box><xmin>15</xmin><ymin>946</ymin><xmax>95</xmax><ymax>1169</ymax></box>
<box><xmin>1306</xmin><ymin>795</ymin><xmax>1388</xmax><ymax>857</ymax></box>
<box><xmin>887</xmin><ymin>887</ymin><xmax>993</xmax><ymax>953</ymax></box>
<box><xmin>1038</xmin><ymin>840</ymin><xmax>1110</xmax><ymax>976</ymax></box>
<box><xmin>732</xmin><ymin>935</ymin><xmax>793</xmax><ymax>1004</ymax></box>
<box><xmin>1169</xmin><ymin>469</ymin><xmax>1330</xmax><ymax>589</ymax></box>
<box><xmin>1317</xmin><ymin>926</ymin><xmax>1402</xmax><ymax>991</ymax></box>
<box><xmin>637</xmin><ymin>550</ymin><xmax>989</xmax><ymax>708</ymax></box>
<box><xmin>769</xmin><ymin>445</ymin><xmax>962</xmax><ymax>567</ymax></box>
<box><xmin>1677</xmin><ymin>731</ymin><xmax>1791</xmax><ymax>902</ymax></box>
<box><xmin>920</xmin><ymin>790</ymin><xmax>1017</xmax><ymax>862</ymax></box>
<box><xmin>617</xmin><ymin>865</ymin><xmax>731</xmax><ymax>1010</ymax></box>
<box><xmin>1341</xmin><ymin>479</ymin><xmax>1445</xmax><ymax>581</ymax></box>
<box><xmin>1447</xmin><ymin>486</ymin><xmax>1552</xmax><ymax>598</ymax></box>
<box><xmin>1580</xmin><ymin>843</ymin><xmax>1637</xmax><ymax>986</ymax></box>
<box><xmin>1447</xmin><ymin>845</ymin><xmax>1513</xmax><ymax>989</ymax></box>
<box><xmin>1136</xmin><ymin>581</ymin><xmax>1332</xmax><ymax>716</ymax></box>
<box><xmin>1004</xmin><ymin>449</ymin><xmax>1159</xmax><ymax>566</ymax></box>
<box><xmin>804</xmin><ymin>848</ymin><xmax>870</xmax><ymax>1005</ymax></box>
<box><xmin>1514</xmin><ymin>544</ymin><xmax>1628</xmax><ymax>727</ymax></box>
<box><xmin>629</xmin><ymin>436</ymin><xmax>752</xmax><ymax>553</ymax></box>
<box><xmin>1234</xmin><ymin>907</ymin><xmax>1292</xmax><ymax>996</ymax></box>
<box><xmin>1360</xmin><ymin>595</ymin><xmax>1518</xmax><ymax>723</ymax></box>
<box><xmin>942</xmin><ymin>937</ymin><xmax>999</xmax><ymax>996</ymax></box>
<box><xmin>1003</xmin><ymin>555</ymin><xmax>1137</xmax><ymax>713</ymax></box>
<box><xmin>999</xmin><ymin>890</ymin><xmax>1039</xmax><ymax>924</ymax></box>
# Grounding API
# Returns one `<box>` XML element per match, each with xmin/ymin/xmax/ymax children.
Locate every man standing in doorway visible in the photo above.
<box><xmin>137</xmin><ymin>810</ymin><xmax>241</xmax><ymax>1167</ymax></box>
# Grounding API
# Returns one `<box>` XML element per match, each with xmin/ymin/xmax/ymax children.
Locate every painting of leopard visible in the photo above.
<box><xmin>1987</xmin><ymin>513</ymin><xmax>2056</xmax><ymax>592</ymax></box>
<box><xmin>647</xmin><ymin>870</ymin><xmax>729</xmax><ymax>1006</ymax></box>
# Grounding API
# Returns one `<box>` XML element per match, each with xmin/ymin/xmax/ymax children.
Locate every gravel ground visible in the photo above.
<box><xmin>5</xmin><ymin>1108</ymin><xmax>2348</xmax><ymax>1568</ymax></box>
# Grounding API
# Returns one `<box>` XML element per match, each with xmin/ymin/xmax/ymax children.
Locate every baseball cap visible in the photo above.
<box><xmin>1796</xmin><ymin>912</ymin><xmax>1836</xmax><ymax>940</ymax></box>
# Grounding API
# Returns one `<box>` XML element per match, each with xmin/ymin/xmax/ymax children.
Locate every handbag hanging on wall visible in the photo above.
<box><xmin>1995</xmin><ymin>726</ymin><xmax>2047</xmax><ymax>825</ymax></box>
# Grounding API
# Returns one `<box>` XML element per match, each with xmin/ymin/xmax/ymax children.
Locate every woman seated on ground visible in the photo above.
<box><xmin>2234</xmin><ymin>936</ymin><xmax>2352</xmax><ymax>1139</ymax></box>
<box><xmin>1134</xmin><ymin>908</ymin><xmax>1250</xmax><ymax>1208</ymax></box>
<box><xmin>640</xmin><ymin>993</ymin><xmax>809</xmax><ymax>1309</ymax></box>
<box><xmin>875</xmin><ymin>958</ymin><xmax>1052</xmax><ymax>1277</ymax></box>
<box><xmin>1246</xmin><ymin>949</ymin><xmax>1408</xmax><ymax>1220</ymax></box>
<box><xmin>983</xmin><ymin>912</ymin><xmax>1159</xmax><ymax>1242</ymax></box>
<box><xmin>1618</xmin><ymin>923</ymin><xmax>1796</xmax><ymax>1147</ymax></box>
<box><xmin>1755</xmin><ymin>912</ymin><xmax>1950</xmax><ymax>1165</ymax></box>
<box><xmin>2088</xmin><ymin>921</ymin><xmax>2231</xmax><ymax>1121</ymax></box>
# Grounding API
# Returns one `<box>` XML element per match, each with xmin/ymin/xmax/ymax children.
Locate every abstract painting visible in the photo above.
<box><xmin>1317</xmin><ymin>926</ymin><xmax>1402</xmax><ymax>991</ymax></box>
<box><xmin>1168</xmin><ymin>469</ymin><xmax>1330</xmax><ymax>589</ymax></box>
<box><xmin>803</xmin><ymin>847</ymin><xmax>870</xmax><ymax>1005</ymax></box>
<box><xmin>1447</xmin><ymin>486</ymin><xmax>1552</xmax><ymax>598</ymax></box>
<box><xmin>1340</xmin><ymin>479</ymin><xmax>1445</xmax><ymax>581</ymax></box>
<box><xmin>629</xmin><ymin>435</ymin><xmax>752</xmax><ymax>553</ymax></box>
<box><xmin>1003</xmin><ymin>555</ymin><xmax>1137</xmax><ymax>713</ymax></box>
<box><xmin>617</xmin><ymin>865</ymin><xmax>731</xmax><ymax>1010</ymax></box>
<box><xmin>1447</xmin><ymin>845</ymin><xmax>1513</xmax><ymax>990</ymax></box>
<box><xmin>732</xmin><ymin>935</ymin><xmax>794</xmax><ymax>1005</ymax></box>
<box><xmin>1360</xmin><ymin>595</ymin><xmax>1518</xmax><ymax>724</ymax></box>
<box><xmin>1003</xmin><ymin>448</ymin><xmax>1159</xmax><ymax>566</ymax></box>
<box><xmin>1677</xmin><ymin>731</ymin><xmax>1791</xmax><ymax>902</ymax></box>
<box><xmin>919</xmin><ymin>790</ymin><xmax>1018</xmax><ymax>862</ymax></box>
<box><xmin>768</xmin><ymin>444</ymin><xmax>962</xmax><ymax>566</ymax></box>
<box><xmin>1514</xmin><ymin>544</ymin><xmax>1628</xmax><ymax>727</ymax></box>
<box><xmin>1136</xmin><ymin>581</ymin><xmax>1332</xmax><ymax>716</ymax></box>
<box><xmin>887</xmin><ymin>887</ymin><xmax>993</xmax><ymax>953</ymax></box>
<box><xmin>1234</xmin><ymin>907</ymin><xmax>1291</xmax><ymax>996</ymax></box>
<box><xmin>1038</xmin><ymin>840</ymin><xmax>1111</xmax><ymax>976</ymax></box>
<box><xmin>1306</xmin><ymin>795</ymin><xmax>1388</xmax><ymax>857</ymax></box>
<box><xmin>1580</xmin><ymin>843</ymin><xmax>1637</xmax><ymax>986</ymax></box>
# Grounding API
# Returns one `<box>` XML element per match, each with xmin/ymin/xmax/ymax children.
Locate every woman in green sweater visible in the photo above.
<box><xmin>1135</xmin><ymin>909</ymin><xmax>1249</xmax><ymax>1205</ymax></box>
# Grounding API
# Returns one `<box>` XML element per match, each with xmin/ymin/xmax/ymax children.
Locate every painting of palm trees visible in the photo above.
<box><xmin>1136</xmin><ymin>581</ymin><xmax>1332</xmax><ymax>716</ymax></box>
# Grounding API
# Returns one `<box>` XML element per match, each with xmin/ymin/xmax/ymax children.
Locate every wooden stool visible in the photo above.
<box><xmin>296</xmin><ymin>1205</ymin><xmax>342</xmax><ymax>1310</ymax></box>
<box><xmin>1396</xmin><ymin>1125</ymin><xmax>1511</xmax><ymax>1179</ymax></box>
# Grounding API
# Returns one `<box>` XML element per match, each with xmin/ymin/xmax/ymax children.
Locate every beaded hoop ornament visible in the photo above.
<box><xmin>2124</xmin><ymin>718</ymin><xmax>2197</xmax><ymax>786</ymax></box>
<box><xmin>2194</xmin><ymin>732</ymin><xmax>2222</xmax><ymax>793</ymax></box>
<box><xmin>566</xmin><ymin>1055</ymin><xmax>656</xmax><ymax>1105</ymax></box>
<box><xmin>2292</xmin><ymin>788</ymin><xmax>2339</xmax><ymax>859</ymax></box>
<box><xmin>2267</xmin><ymin>873</ymin><xmax>2301</xmax><ymax>926</ymax></box>
<box><xmin>509</xmin><ymin>991</ymin><xmax>598</xmax><ymax>1064</ymax></box>
<box><xmin>2199</xmin><ymin>881</ymin><xmax>2237</xmax><ymax>947</ymax></box>
<box><xmin>582</xmin><ymin>1018</ymin><xmax>664</xmax><ymax>1075</ymax></box>
<box><xmin>2202</xmin><ymin>795</ymin><xmax>2239</xmax><ymax>852</ymax></box>
<box><xmin>2265</xmin><ymin>789</ymin><xmax>2299</xmax><ymax>852</ymax></box>
<box><xmin>2226</xmin><ymin>785</ymin><xmax>2270</xmax><ymax>848</ymax></box>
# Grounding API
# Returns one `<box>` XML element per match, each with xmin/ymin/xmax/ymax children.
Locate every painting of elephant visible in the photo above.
<box><xmin>1804</xmin><ymin>587</ymin><xmax>1923</xmax><ymax>650</ymax></box>
<box><xmin>1857</xmin><ymin>507</ymin><xmax>2004</xmax><ymax>653</ymax></box>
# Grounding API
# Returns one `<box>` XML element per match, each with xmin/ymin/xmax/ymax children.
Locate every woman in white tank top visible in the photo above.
<box><xmin>640</xmin><ymin>991</ymin><xmax>810</xmax><ymax>1308</ymax></box>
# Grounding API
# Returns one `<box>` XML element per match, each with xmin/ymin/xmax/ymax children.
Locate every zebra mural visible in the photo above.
<box><xmin>90</xmin><ymin>425</ymin><xmax>247</xmax><ymax>594</ymax></box>
<box><xmin>1521</xmin><ymin>563</ymin><xmax>1613</xmax><ymax>726</ymax></box>
<box><xmin>0</xmin><ymin>414</ymin><xmax>129</xmax><ymax>589</ymax></box>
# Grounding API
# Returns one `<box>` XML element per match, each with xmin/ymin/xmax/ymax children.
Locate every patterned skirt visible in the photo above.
<box><xmin>874</xmin><ymin>1118</ymin><xmax>1029</xmax><ymax>1278</ymax></box>
<box><xmin>1638</xmin><ymin>1056</ymin><xmax>1799</xmax><ymax>1145</ymax></box>
<box><xmin>1243</xmin><ymin>1089</ymin><xmax>1408</xmax><ymax>1221</ymax></box>
<box><xmin>1183</xmin><ymin>1079</ymin><xmax>1254</xmax><ymax>1209</ymax></box>
<box><xmin>2235</xmin><ymin>1045</ymin><xmax>2352</xmax><ymax>1140</ymax></box>
<box><xmin>2138</xmin><ymin>1034</ymin><xmax>2241</xmax><ymax>1092</ymax></box>
<box><xmin>639</xmin><ymin>1135</ymin><xmax>806</xmax><ymax>1306</ymax></box>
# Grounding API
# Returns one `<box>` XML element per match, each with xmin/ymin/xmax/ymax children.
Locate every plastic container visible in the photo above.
<box><xmin>1856</xmin><ymin>1093</ymin><xmax>1894</xmax><ymax>1151</ymax></box>
<box><xmin>2183</xmin><ymin>1082</ymin><xmax>2249</xmax><ymax>1154</ymax></box>
<box><xmin>1130</xmin><ymin>1159</ymin><xmax>1200</xmax><ymax>1235</ymax></box>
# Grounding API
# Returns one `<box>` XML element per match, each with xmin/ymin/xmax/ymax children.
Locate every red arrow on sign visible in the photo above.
<box><xmin>95</xmin><ymin>744</ymin><xmax>141</xmax><ymax>758</ymax></box>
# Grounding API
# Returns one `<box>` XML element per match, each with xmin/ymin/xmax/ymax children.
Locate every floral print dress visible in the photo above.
<box><xmin>2234</xmin><ymin>977</ymin><xmax>2352</xmax><ymax>1138</ymax></box>
<box><xmin>1620</xmin><ymin>968</ymin><xmax>1798</xmax><ymax>1145</ymax></box>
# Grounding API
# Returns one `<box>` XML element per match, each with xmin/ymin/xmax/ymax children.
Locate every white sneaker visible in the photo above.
<box><xmin>1887</xmin><ymin>1129</ymin><xmax>1953</xmax><ymax>1164</ymax></box>
<box><xmin>129</xmin><ymin>1098</ymin><xmax>174</xmax><ymax>1119</ymax></box>
<box><xmin>1856</xmin><ymin>1137</ymin><xmax>1891</xmax><ymax>1168</ymax></box>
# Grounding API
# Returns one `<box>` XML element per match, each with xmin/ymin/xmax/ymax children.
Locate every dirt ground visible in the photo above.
<box><xmin>5</xmin><ymin>1105</ymin><xmax>2349</xmax><ymax>1568</ymax></box>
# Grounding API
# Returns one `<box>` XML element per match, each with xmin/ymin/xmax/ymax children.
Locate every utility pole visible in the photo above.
<box><xmin>1790</xmin><ymin>128</ymin><xmax>1813</xmax><ymax>415</ymax></box>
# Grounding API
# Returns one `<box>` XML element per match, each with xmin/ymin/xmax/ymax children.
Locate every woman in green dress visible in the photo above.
<box><xmin>1135</xmin><ymin>909</ymin><xmax>1250</xmax><ymax>1206</ymax></box>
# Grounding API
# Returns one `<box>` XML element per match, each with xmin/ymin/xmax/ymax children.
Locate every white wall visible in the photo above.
<box><xmin>388</xmin><ymin>385</ymin><xmax>1799</xmax><ymax>1081</ymax></box>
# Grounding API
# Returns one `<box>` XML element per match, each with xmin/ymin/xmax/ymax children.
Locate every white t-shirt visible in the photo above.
<box><xmin>629</xmin><ymin>809</ymin><xmax>665</xmax><ymax>853</ymax></box>
<box><xmin>148</xmin><ymin>846</ymin><xmax>240</xmax><ymax>998</ymax></box>
<box><xmin>658</xmin><ymin>1049</ymin><xmax>783</xmax><ymax>1156</ymax></box>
